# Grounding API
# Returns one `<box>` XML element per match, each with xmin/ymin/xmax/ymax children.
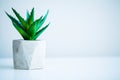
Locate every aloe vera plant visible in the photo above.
<box><xmin>6</xmin><ymin>8</ymin><xmax>50</xmax><ymax>40</ymax></box>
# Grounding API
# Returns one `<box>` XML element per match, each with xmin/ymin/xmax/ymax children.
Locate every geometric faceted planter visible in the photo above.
<box><xmin>13</xmin><ymin>39</ymin><xmax>46</xmax><ymax>70</ymax></box>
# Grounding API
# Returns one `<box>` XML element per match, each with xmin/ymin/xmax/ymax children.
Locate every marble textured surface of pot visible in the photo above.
<box><xmin>13</xmin><ymin>39</ymin><xmax>46</xmax><ymax>70</ymax></box>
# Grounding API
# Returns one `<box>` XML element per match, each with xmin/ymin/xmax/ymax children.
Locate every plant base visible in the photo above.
<box><xmin>13</xmin><ymin>39</ymin><xmax>46</xmax><ymax>70</ymax></box>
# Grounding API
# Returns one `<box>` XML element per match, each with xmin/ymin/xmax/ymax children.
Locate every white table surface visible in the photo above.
<box><xmin>0</xmin><ymin>57</ymin><xmax>120</xmax><ymax>80</ymax></box>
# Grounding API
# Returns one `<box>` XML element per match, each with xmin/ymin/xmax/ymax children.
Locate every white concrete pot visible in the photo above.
<box><xmin>13</xmin><ymin>39</ymin><xmax>46</xmax><ymax>70</ymax></box>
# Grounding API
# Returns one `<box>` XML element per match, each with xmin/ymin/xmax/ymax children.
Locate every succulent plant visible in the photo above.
<box><xmin>6</xmin><ymin>8</ymin><xmax>50</xmax><ymax>40</ymax></box>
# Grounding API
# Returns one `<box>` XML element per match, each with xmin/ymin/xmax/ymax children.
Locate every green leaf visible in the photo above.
<box><xmin>36</xmin><ymin>10</ymin><xmax>49</xmax><ymax>30</ymax></box>
<box><xmin>28</xmin><ymin>10</ymin><xmax>49</xmax><ymax>37</ymax></box>
<box><xmin>12</xmin><ymin>8</ymin><xmax>29</xmax><ymax>30</ymax></box>
<box><xmin>32</xmin><ymin>23</ymin><xmax>50</xmax><ymax>40</ymax></box>
<box><xmin>26</xmin><ymin>10</ymin><xmax>30</xmax><ymax>21</ymax></box>
<box><xmin>5</xmin><ymin>12</ymin><xmax>25</xmax><ymax>31</ymax></box>
<box><xmin>27</xmin><ymin>8</ymin><xmax>34</xmax><ymax>26</ymax></box>
<box><xmin>6</xmin><ymin>12</ymin><xmax>30</xmax><ymax>40</ymax></box>
<box><xmin>28</xmin><ymin>16</ymin><xmax>43</xmax><ymax>36</ymax></box>
<box><xmin>12</xmin><ymin>22</ymin><xmax>30</xmax><ymax>40</ymax></box>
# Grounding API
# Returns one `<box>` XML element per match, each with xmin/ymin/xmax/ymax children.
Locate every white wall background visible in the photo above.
<box><xmin>0</xmin><ymin>0</ymin><xmax>120</xmax><ymax>58</ymax></box>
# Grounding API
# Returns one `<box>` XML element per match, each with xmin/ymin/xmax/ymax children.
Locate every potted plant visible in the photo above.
<box><xmin>6</xmin><ymin>8</ymin><xmax>50</xmax><ymax>70</ymax></box>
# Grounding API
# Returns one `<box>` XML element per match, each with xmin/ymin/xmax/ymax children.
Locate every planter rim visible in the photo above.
<box><xmin>13</xmin><ymin>39</ymin><xmax>45</xmax><ymax>42</ymax></box>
